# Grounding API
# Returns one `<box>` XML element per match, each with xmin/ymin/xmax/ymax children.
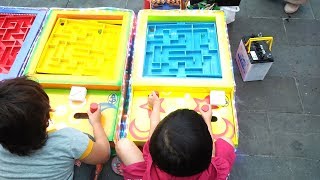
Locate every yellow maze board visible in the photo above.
<box><xmin>36</xmin><ymin>18</ymin><xmax>121</xmax><ymax>77</ymax></box>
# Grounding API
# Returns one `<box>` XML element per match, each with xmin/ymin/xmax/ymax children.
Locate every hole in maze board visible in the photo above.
<box><xmin>143</xmin><ymin>22</ymin><xmax>222</xmax><ymax>78</ymax></box>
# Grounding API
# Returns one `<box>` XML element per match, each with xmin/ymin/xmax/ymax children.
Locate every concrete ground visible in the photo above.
<box><xmin>1</xmin><ymin>0</ymin><xmax>319</xmax><ymax>179</ymax></box>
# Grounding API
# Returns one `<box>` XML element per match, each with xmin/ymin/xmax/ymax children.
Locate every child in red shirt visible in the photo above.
<box><xmin>115</xmin><ymin>91</ymin><xmax>236</xmax><ymax>180</ymax></box>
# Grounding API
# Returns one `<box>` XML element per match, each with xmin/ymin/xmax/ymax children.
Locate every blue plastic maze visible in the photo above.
<box><xmin>0</xmin><ymin>7</ymin><xmax>47</xmax><ymax>80</ymax></box>
<box><xmin>143</xmin><ymin>22</ymin><xmax>222</xmax><ymax>78</ymax></box>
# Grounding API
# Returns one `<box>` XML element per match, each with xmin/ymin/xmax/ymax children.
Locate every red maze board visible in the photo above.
<box><xmin>0</xmin><ymin>14</ymin><xmax>35</xmax><ymax>74</ymax></box>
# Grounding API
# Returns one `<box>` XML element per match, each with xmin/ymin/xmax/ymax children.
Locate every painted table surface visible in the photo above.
<box><xmin>46</xmin><ymin>89</ymin><xmax>121</xmax><ymax>141</ymax></box>
<box><xmin>127</xmin><ymin>90</ymin><xmax>237</xmax><ymax>145</ymax></box>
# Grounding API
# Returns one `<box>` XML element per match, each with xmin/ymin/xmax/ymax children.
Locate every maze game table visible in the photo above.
<box><xmin>126</xmin><ymin>10</ymin><xmax>238</xmax><ymax>146</ymax></box>
<box><xmin>24</xmin><ymin>8</ymin><xmax>135</xmax><ymax>141</ymax></box>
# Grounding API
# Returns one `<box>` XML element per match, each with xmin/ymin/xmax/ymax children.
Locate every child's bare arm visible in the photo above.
<box><xmin>199</xmin><ymin>104</ymin><xmax>214</xmax><ymax>140</ymax></box>
<box><xmin>148</xmin><ymin>91</ymin><xmax>160</xmax><ymax>139</ymax></box>
<box><xmin>199</xmin><ymin>104</ymin><xmax>234</xmax><ymax>148</ymax></box>
<box><xmin>81</xmin><ymin>105</ymin><xmax>110</xmax><ymax>165</ymax></box>
<box><xmin>220</xmin><ymin>137</ymin><xmax>235</xmax><ymax>148</ymax></box>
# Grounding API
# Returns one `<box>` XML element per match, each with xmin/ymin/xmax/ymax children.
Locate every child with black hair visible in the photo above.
<box><xmin>0</xmin><ymin>76</ymin><xmax>110</xmax><ymax>179</ymax></box>
<box><xmin>115</xmin><ymin>91</ymin><xmax>236</xmax><ymax>180</ymax></box>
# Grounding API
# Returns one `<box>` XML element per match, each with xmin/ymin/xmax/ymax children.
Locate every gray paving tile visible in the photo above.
<box><xmin>296</xmin><ymin>77</ymin><xmax>320</xmax><ymax>115</ymax></box>
<box><xmin>67</xmin><ymin>0</ymin><xmax>127</xmax><ymax>8</ymax></box>
<box><xmin>271</xmin><ymin>132</ymin><xmax>320</xmax><ymax>159</ymax></box>
<box><xmin>73</xmin><ymin>163</ymin><xmax>95</xmax><ymax>180</ymax></box>
<box><xmin>237</xmin><ymin>112</ymin><xmax>274</xmax><ymax>155</ymax></box>
<box><xmin>288</xmin><ymin>157</ymin><xmax>320</xmax><ymax>180</ymax></box>
<box><xmin>264</xmin><ymin>76</ymin><xmax>303</xmax><ymax>113</ymax></box>
<box><xmin>9</xmin><ymin>0</ymin><xmax>68</xmax><ymax>7</ymax></box>
<box><xmin>237</xmin><ymin>0</ymin><xmax>247</xmax><ymax>18</ymax></box>
<box><xmin>268</xmin><ymin>112</ymin><xmax>320</xmax><ymax>159</ymax></box>
<box><xmin>230</xmin><ymin>155</ymin><xmax>320</xmax><ymax>180</ymax></box>
<box><xmin>284</xmin><ymin>19</ymin><xmax>320</xmax><ymax>46</ymax></box>
<box><xmin>235</xmin><ymin>75</ymin><xmax>303</xmax><ymax>113</ymax></box>
<box><xmin>73</xmin><ymin>155</ymin><xmax>122</xmax><ymax>180</ymax></box>
<box><xmin>246</xmin><ymin>0</ymin><xmax>314</xmax><ymax>19</ymax></box>
<box><xmin>269</xmin><ymin>44</ymin><xmax>320</xmax><ymax>78</ymax></box>
<box><xmin>0</xmin><ymin>0</ymin><xmax>11</xmax><ymax>6</ymax></box>
<box><xmin>230</xmin><ymin>43</ymin><xmax>240</xmax><ymax>75</ymax></box>
<box><xmin>99</xmin><ymin>156</ymin><xmax>122</xmax><ymax>180</ymax></box>
<box><xmin>268</xmin><ymin>112</ymin><xmax>320</xmax><ymax>158</ymax></box>
<box><xmin>268</xmin><ymin>112</ymin><xmax>320</xmax><ymax>134</ymax></box>
<box><xmin>310</xmin><ymin>0</ymin><xmax>320</xmax><ymax>20</ymax></box>
<box><xmin>285</xmin><ymin>0</ymin><xmax>315</xmax><ymax>19</ymax></box>
<box><xmin>229</xmin><ymin>0</ymin><xmax>247</xmax><ymax>19</ymax></box>
<box><xmin>230</xmin><ymin>155</ymin><xmax>292</xmax><ymax>180</ymax></box>
<box><xmin>231</xmin><ymin>59</ymin><xmax>240</xmax><ymax>75</ymax></box>
<box><xmin>126</xmin><ymin>0</ymin><xmax>143</xmax><ymax>14</ymax></box>
<box><xmin>228</xmin><ymin>17</ymin><xmax>288</xmax><ymax>45</ymax></box>
<box><xmin>234</xmin><ymin>74</ymin><xmax>269</xmax><ymax>111</ymax></box>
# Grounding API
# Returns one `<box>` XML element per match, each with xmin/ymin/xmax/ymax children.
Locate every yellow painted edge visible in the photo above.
<box><xmin>132</xmin><ymin>83</ymin><xmax>234</xmax><ymax>94</ymax></box>
<box><xmin>215</xmin><ymin>11</ymin><xmax>234</xmax><ymax>86</ymax></box>
<box><xmin>26</xmin><ymin>10</ymin><xmax>58</xmax><ymax>76</ymax></box>
<box><xmin>49</xmin><ymin>9</ymin><xmax>130</xmax><ymax>16</ymax></box>
<box><xmin>230</xmin><ymin>90</ymin><xmax>239</xmax><ymax>146</ymax></box>
<box><xmin>114</xmin><ymin>12</ymin><xmax>132</xmax><ymax>84</ymax></box>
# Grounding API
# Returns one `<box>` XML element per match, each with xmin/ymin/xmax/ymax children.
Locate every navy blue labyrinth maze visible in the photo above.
<box><xmin>143</xmin><ymin>22</ymin><xmax>222</xmax><ymax>78</ymax></box>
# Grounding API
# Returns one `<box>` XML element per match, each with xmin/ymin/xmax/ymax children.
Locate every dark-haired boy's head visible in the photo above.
<box><xmin>149</xmin><ymin>109</ymin><xmax>213</xmax><ymax>177</ymax></box>
<box><xmin>0</xmin><ymin>76</ymin><xmax>50</xmax><ymax>156</ymax></box>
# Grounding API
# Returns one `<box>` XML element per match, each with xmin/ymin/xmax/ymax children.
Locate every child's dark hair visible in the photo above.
<box><xmin>149</xmin><ymin>109</ymin><xmax>213</xmax><ymax>177</ymax></box>
<box><xmin>0</xmin><ymin>76</ymin><xmax>50</xmax><ymax>156</ymax></box>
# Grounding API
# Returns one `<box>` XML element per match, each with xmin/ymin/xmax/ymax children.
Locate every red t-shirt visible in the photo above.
<box><xmin>121</xmin><ymin>138</ymin><xmax>236</xmax><ymax>180</ymax></box>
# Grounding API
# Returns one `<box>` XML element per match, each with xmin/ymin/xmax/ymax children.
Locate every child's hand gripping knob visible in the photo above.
<box><xmin>148</xmin><ymin>91</ymin><xmax>160</xmax><ymax>109</ymax></box>
<box><xmin>90</xmin><ymin>103</ymin><xmax>99</xmax><ymax>113</ymax></box>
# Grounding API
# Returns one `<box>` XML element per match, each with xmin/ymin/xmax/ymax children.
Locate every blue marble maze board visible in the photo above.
<box><xmin>143</xmin><ymin>22</ymin><xmax>222</xmax><ymax>78</ymax></box>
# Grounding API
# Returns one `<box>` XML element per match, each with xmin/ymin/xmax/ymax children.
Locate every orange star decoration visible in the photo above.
<box><xmin>193</xmin><ymin>95</ymin><xmax>219</xmax><ymax>112</ymax></box>
<box><xmin>139</xmin><ymin>98</ymin><xmax>165</xmax><ymax>117</ymax></box>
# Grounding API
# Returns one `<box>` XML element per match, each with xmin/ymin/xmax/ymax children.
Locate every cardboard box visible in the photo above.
<box><xmin>235</xmin><ymin>38</ymin><xmax>274</xmax><ymax>81</ymax></box>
